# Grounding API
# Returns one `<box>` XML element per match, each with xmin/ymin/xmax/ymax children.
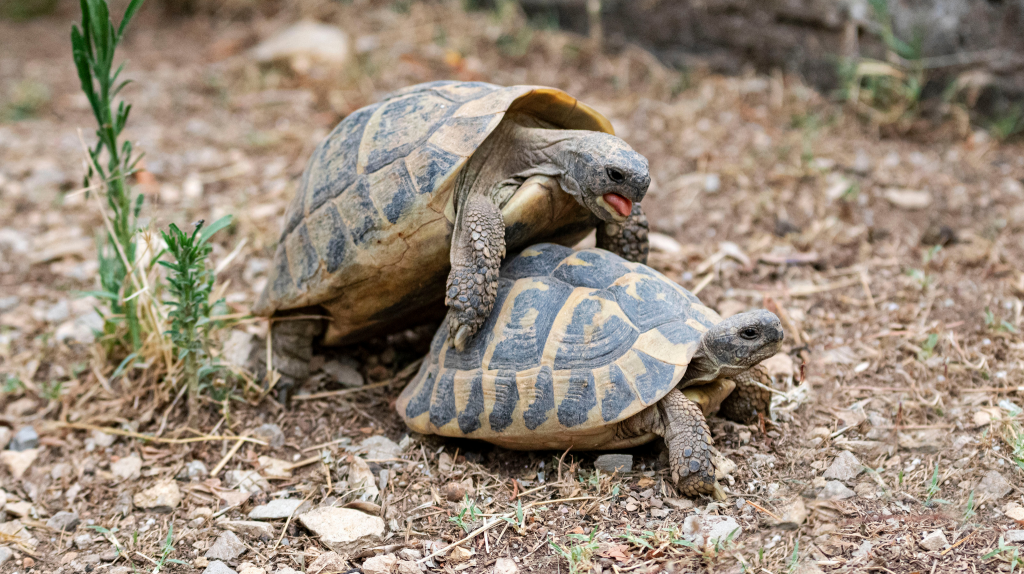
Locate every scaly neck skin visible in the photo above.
<box><xmin>680</xmin><ymin>343</ymin><xmax>721</xmax><ymax>384</ymax></box>
<box><xmin>453</xmin><ymin>113</ymin><xmax>585</xmax><ymax>209</ymax></box>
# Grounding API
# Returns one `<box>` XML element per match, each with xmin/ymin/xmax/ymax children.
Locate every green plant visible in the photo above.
<box><xmin>448</xmin><ymin>495</ymin><xmax>482</xmax><ymax>533</ymax></box>
<box><xmin>786</xmin><ymin>540</ymin><xmax>800</xmax><ymax>574</ymax></box>
<box><xmin>963</xmin><ymin>489</ymin><xmax>976</xmax><ymax>523</ymax></box>
<box><xmin>2</xmin><ymin>375</ymin><xmax>25</xmax><ymax>394</ymax></box>
<box><xmin>924</xmin><ymin>461</ymin><xmax>947</xmax><ymax>506</ymax></box>
<box><xmin>983</xmin><ymin>307</ymin><xmax>1019</xmax><ymax>334</ymax></box>
<box><xmin>837</xmin><ymin>0</ymin><xmax>925</xmax><ymax>126</ymax></box>
<box><xmin>160</xmin><ymin>217</ymin><xmax>231</xmax><ymax>426</ymax></box>
<box><xmin>40</xmin><ymin>380</ymin><xmax>65</xmax><ymax>402</ymax></box>
<box><xmin>918</xmin><ymin>333</ymin><xmax>939</xmax><ymax>361</ymax></box>
<box><xmin>550</xmin><ymin>530</ymin><xmax>599</xmax><ymax>574</ymax></box>
<box><xmin>989</xmin><ymin>104</ymin><xmax>1024</xmax><ymax>141</ymax></box>
<box><xmin>72</xmin><ymin>0</ymin><xmax>146</xmax><ymax>350</ymax></box>
<box><xmin>984</xmin><ymin>536</ymin><xmax>1024</xmax><ymax>573</ymax></box>
<box><xmin>501</xmin><ymin>499</ymin><xmax>526</xmax><ymax>535</ymax></box>
<box><xmin>620</xmin><ymin>528</ymin><xmax>653</xmax><ymax>550</ymax></box>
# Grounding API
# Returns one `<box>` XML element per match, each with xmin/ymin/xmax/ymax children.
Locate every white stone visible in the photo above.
<box><xmin>1006</xmin><ymin>504</ymin><xmax>1024</xmax><ymax>522</ymax></box>
<box><xmin>203</xmin><ymin>561</ymin><xmax>237</xmax><ymax>574</ymax></box>
<box><xmin>818</xmin><ymin>481</ymin><xmax>855</xmax><ymax>500</ymax></box>
<box><xmin>348</xmin><ymin>457</ymin><xmax>379</xmax><ymax>500</ymax></box>
<box><xmin>256</xmin><ymin>456</ymin><xmax>291</xmax><ymax>479</ymax></box>
<box><xmin>111</xmin><ymin>455</ymin><xmax>143</xmax><ymax>481</ymax></box>
<box><xmin>594</xmin><ymin>454</ymin><xmax>632</xmax><ymax>473</ymax></box>
<box><xmin>9</xmin><ymin>426</ymin><xmax>39</xmax><ymax>451</ymax></box>
<box><xmin>0</xmin><ymin>427</ymin><xmax>10</xmax><ymax>450</ymax></box>
<box><xmin>5</xmin><ymin>501</ymin><xmax>32</xmax><ymax>517</ymax></box>
<box><xmin>822</xmin><ymin>451</ymin><xmax>862</xmax><ymax>482</ymax></box>
<box><xmin>919</xmin><ymin>529</ymin><xmax>948</xmax><ymax>551</ymax></box>
<box><xmin>359</xmin><ymin>435</ymin><xmax>401</xmax><ymax>460</ymax></box>
<box><xmin>1</xmin><ymin>447</ymin><xmax>39</xmax><ymax>479</ymax></box>
<box><xmin>206</xmin><ymin>531</ymin><xmax>246</xmax><ymax>561</ymax></box>
<box><xmin>252</xmin><ymin>424</ymin><xmax>284</xmax><ymax>449</ymax></box>
<box><xmin>775</xmin><ymin>498</ymin><xmax>808</xmax><ymax>530</ymax></box>
<box><xmin>362</xmin><ymin>554</ymin><xmax>398</xmax><ymax>574</ymax></box>
<box><xmin>1005</xmin><ymin>530</ymin><xmax>1024</xmax><ymax>543</ymax></box>
<box><xmin>297</xmin><ymin>507</ymin><xmax>385</xmax><ymax>554</ymax></box>
<box><xmin>883</xmin><ymin>188</ymin><xmax>932</xmax><ymax>210</ymax></box>
<box><xmin>46</xmin><ymin>511</ymin><xmax>80</xmax><ymax>532</ymax></box>
<box><xmin>251</xmin><ymin>21</ymin><xmax>350</xmax><ymax>72</ymax></box>
<box><xmin>248</xmin><ymin>499</ymin><xmax>310</xmax><ymax>520</ymax></box>
<box><xmin>133</xmin><ymin>480</ymin><xmax>182</xmax><ymax>512</ymax></box>
<box><xmin>493</xmin><ymin>557</ymin><xmax>518</xmax><ymax>574</ymax></box>
<box><xmin>0</xmin><ymin>547</ymin><xmax>12</xmax><ymax>566</ymax></box>
<box><xmin>322</xmin><ymin>358</ymin><xmax>364</xmax><ymax>388</ymax></box>
<box><xmin>225</xmin><ymin>470</ymin><xmax>270</xmax><ymax>493</ymax></box>
<box><xmin>648</xmin><ymin>232</ymin><xmax>682</xmax><ymax>254</ymax></box>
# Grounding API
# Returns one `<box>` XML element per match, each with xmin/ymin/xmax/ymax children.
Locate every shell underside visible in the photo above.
<box><xmin>398</xmin><ymin>244</ymin><xmax>720</xmax><ymax>440</ymax></box>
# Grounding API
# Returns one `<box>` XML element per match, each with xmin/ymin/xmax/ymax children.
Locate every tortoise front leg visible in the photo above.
<box><xmin>616</xmin><ymin>388</ymin><xmax>716</xmax><ymax>497</ymax></box>
<box><xmin>717</xmin><ymin>365</ymin><xmax>773</xmax><ymax>425</ymax></box>
<box><xmin>596</xmin><ymin>202</ymin><xmax>649</xmax><ymax>264</ymax></box>
<box><xmin>446</xmin><ymin>194</ymin><xmax>506</xmax><ymax>351</ymax></box>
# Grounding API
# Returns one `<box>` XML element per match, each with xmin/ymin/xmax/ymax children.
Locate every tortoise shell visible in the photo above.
<box><xmin>252</xmin><ymin>81</ymin><xmax>615</xmax><ymax>346</ymax></box>
<box><xmin>397</xmin><ymin>243</ymin><xmax>727</xmax><ymax>451</ymax></box>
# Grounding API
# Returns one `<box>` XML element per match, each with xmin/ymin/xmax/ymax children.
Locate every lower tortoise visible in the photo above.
<box><xmin>397</xmin><ymin>243</ymin><xmax>783</xmax><ymax>496</ymax></box>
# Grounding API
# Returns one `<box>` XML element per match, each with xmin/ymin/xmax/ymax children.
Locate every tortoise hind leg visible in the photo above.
<box><xmin>269</xmin><ymin>317</ymin><xmax>325</xmax><ymax>404</ymax></box>
<box><xmin>446</xmin><ymin>193</ymin><xmax>506</xmax><ymax>351</ymax></box>
<box><xmin>718</xmin><ymin>365</ymin><xmax>772</xmax><ymax>425</ymax></box>
<box><xmin>596</xmin><ymin>202</ymin><xmax>649</xmax><ymax>264</ymax></box>
<box><xmin>615</xmin><ymin>388</ymin><xmax>716</xmax><ymax>497</ymax></box>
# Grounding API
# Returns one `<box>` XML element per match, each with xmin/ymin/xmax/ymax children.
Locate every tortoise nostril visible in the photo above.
<box><xmin>606</xmin><ymin>167</ymin><xmax>625</xmax><ymax>183</ymax></box>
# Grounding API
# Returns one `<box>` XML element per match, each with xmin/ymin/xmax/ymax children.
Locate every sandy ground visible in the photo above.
<box><xmin>1</xmin><ymin>1</ymin><xmax>1024</xmax><ymax>573</ymax></box>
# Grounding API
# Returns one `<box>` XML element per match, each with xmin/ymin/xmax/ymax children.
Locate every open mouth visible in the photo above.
<box><xmin>602</xmin><ymin>193</ymin><xmax>633</xmax><ymax>217</ymax></box>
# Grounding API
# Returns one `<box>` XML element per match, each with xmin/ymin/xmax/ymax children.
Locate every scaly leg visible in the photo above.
<box><xmin>596</xmin><ymin>202</ymin><xmax>649</xmax><ymax>264</ymax></box>
<box><xmin>616</xmin><ymin>388</ymin><xmax>716</xmax><ymax>497</ymax></box>
<box><xmin>717</xmin><ymin>365</ymin><xmax>773</xmax><ymax>425</ymax></box>
<box><xmin>269</xmin><ymin>317</ymin><xmax>324</xmax><ymax>404</ymax></box>
<box><xmin>446</xmin><ymin>193</ymin><xmax>506</xmax><ymax>351</ymax></box>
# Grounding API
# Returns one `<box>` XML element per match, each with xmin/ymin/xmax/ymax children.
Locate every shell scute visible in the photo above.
<box><xmin>304</xmin><ymin>103</ymin><xmax>378</xmax><ymax>220</ymax></box>
<box><xmin>634</xmin><ymin>349</ymin><xmax>679</xmax><ymax>405</ymax></box>
<box><xmin>404</xmin><ymin>143</ymin><xmax>463</xmax><ymax>196</ymax></box>
<box><xmin>552</xmin><ymin>250</ymin><xmax>632</xmax><ymax>290</ymax></box>
<box><xmin>523</xmin><ymin>365</ymin><xmax>555</xmax><ymax>430</ymax></box>
<box><xmin>362</xmin><ymin>93</ymin><xmax>457</xmax><ymax>174</ymax></box>
<box><xmin>368</xmin><ymin>159</ymin><xmax>419</xmax><ymax>224</ymax></box>
<box><xmin>304</xmin><ymin>203</ymin><xmax>349</xmax><ymax>274</ymax></box>
<box><xmin>486</xmin><ymin>277</ymin><xmax>574</xmax><ymax>372</ymax></box>
<box><xmin>500</xmin><ymin>243</ymin><xmax>573</xmax><ymax>279</ymax></box>
<box><xmin>287</xmin><ymin>222</ymin><xmax>321</xmax><ymax>292</ymax></box>
<box><xmin>556</xmin><ymin>369</ymin><xmax>598</xmax><ymax>427</ymax></box>
<box><xmin>601</xmin><ymin>364</ymin><xmax>638</xmax><ymax>423</ymax></box>
<box><xmin>428</xmin><ymin>114</ymin><xmax>502</xmax><ymax>157</ymax></box>
<box><xmin>489</xmin><ymin>370</ymin><xmax>520</xmax><ymax>432</ymax></box>
<box><xmin>608</xmin><ymin>275</ymin><xmax>694</xmax><ymax>332</ymax></box>
<box><xmin>457</xmin><ymin>372</ymin><xmax>485</xmax><ymax>434</ymax></box>
<box><xmin>429</xmin><ymin>368</ymin><xmax>458</xmax><ymax>430</ymax></box>
<box><xmin>404</xmin><ymin>363</ymin><xmax>436</xmax><ymax>420</ymax></box>
<box><xmin>336</xmin><ymin>176</ymin><xmax>377</xmax><ymax>244</ymax></box>
<box><xmin>550</xmin><ymin>295</ymin><xmax>639</xmax><ymax>370</ymax></box>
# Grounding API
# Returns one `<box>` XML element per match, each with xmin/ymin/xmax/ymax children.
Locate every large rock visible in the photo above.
<box><xmin>251</xmin><ymin>21</ymin><xmax>350</xmax><ymax>73</ymax></box>
<box><xmin>206</xmin><ymin>531</ymin><xmax>246</xmax><ymax>561</ymax></box>
<box><xmin>248</xmin><ymin>499</ymin><xmax>310</xmax><ymax>520</ymax></box>
<box><xmin>297</xmin><ymin>507</ymin><xmax>384</xmax><ymax>554</ymax></box>
<box><xmin>133</xmin><ymin>481</ymin><xmax>182</xmax><ymax>512</ymax></box>
<box><xmin>1</xmin><ymin>447</ymin><xmax>39</xmax><ymax>479</ymax></box>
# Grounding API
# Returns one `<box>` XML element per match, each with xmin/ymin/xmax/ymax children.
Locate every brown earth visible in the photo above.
<box><xmin>1</xmin><ymin>1</ymin><xmax>1023</xmax><ymax>574</ymax></box>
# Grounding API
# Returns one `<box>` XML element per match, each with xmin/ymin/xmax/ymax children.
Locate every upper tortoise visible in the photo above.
<box><xmin>397</xmin><ymin>244</ymin><xmax>783</xmax><ymax>497</ymax></box>
<box><xmin>253</xmin><ymin>81</ymin><xmax>651</xmax><ymax>399</ymax></box>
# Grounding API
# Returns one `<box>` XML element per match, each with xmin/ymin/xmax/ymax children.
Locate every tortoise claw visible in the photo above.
<box><xmin>454</xmin><ymin>325</ymin><xmax>473</xmax><ymax>352</ymax></box>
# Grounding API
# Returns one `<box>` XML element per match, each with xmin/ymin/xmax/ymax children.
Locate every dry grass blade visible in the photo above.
<box><xmin>52</xmin><ymin>422</ymin><xmax>268</xmax><ymax>445</ymax></box>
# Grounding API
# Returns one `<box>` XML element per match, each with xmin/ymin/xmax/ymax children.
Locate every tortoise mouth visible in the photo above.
<box><xmin>602</xmin><ymin>193</ymin><xmax>633</xmax><ymax>218</ymax></box>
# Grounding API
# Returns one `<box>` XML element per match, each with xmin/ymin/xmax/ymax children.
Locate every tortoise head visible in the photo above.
<box><xmin>556</xmin><ymin>132</ymin><xmax>650</xmax><ymax>222</ymax></box>
<box><xmin>685</xmin><ymin>310</ymin><xmax>783</xmax><ymax>383</ymax></box>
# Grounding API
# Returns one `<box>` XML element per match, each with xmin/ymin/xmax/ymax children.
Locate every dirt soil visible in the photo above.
<box><xmin>1</xmin><ymin>2</ymin><xmax>1024</xmax><ymax>574</ymax></box>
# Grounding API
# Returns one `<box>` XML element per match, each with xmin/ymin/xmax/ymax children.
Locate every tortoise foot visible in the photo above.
<box><xmin>660</xmin><ymin>389</ymin><xmax>717</xmax><ymax>497</ymax></box>
<box><xmin>718</xmin><ymin>365</ymin><xmax>772</xmax><ymax>425</ymax></box>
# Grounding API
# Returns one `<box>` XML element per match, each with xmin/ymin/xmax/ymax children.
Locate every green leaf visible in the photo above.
<box><xmin>117</xmin><ymin>0</ymin><xmax>145</xmax><ymax>39</ymax></box>
<box><xmin>198</xmin><ymin>215</ymin><xmax>233</xmax><ymax>244</ymax></box>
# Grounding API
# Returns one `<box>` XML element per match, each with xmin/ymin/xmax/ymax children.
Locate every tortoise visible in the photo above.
<box><xmin>397</xmin><ymin>243</ymin><xmax>783</xmax><ymax>496</ymax></box>
<box><xmin>251</xmin><ymin>81</ymin><xmax>651</xmax><ymax>400</ymax></box>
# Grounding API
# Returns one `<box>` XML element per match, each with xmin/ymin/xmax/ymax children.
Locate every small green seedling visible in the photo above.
<box><xmin>923</xmin><ymin>462</ymin><xmax>947</xmax><ymax>506</ymax></box>
<box><xmin>983</xmin><ymin>536</ymin><xmax>1024</xmax><ymax>573</ymax></box>
<box><xmin>448</xmin><ymin>495</ymin><xmax>482</xmax><ymax>533</ymax></box>
<box><xmin>550</xmin><ymin>530</ymin><xmax>599</xmax><ymax>574</ymax></box>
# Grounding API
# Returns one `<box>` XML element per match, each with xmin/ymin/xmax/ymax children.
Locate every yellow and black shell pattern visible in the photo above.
<box><xmin>397</xmin><ymin>243</ymin><xmax>723</xmax><ymax>449</ymax></box>
<box><xmin>252</xmin><ymin>81</ymin><xmax>614</xmax><ymax>346</ymax></box>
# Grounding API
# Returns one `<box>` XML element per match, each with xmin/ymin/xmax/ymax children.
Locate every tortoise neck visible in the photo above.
<box><xmin>680</xmin><ymin>342</ymin><xmax>720</xmax><ymax>384</ymax></box>
<box><xmin>454</xmin><ymin>113</ymin><xmax>591</xmax><ymax>208</ymax></box>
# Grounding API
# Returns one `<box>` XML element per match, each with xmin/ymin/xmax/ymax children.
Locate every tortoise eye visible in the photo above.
<box><xmin>606</xmin><ymin>167</ymin><xmax>625</xmax><ymax>183</ymax></box>
<box><xmin>740</xmin><ymin>327</ymin><xmax>759</xmax><ymax>340</ymax></box>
